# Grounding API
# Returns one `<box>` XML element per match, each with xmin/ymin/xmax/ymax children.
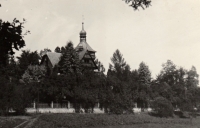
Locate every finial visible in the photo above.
<box><xmin>82</xmin><ymin>22</ymin><xmax>84</xmax><ymax>30</ymax></box>
<box><xmin>82</xmin><ymin>15</ymin><xmax>84</xmax><ymax>30</ymax></box>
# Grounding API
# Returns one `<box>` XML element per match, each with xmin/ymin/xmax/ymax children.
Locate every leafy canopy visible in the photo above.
<box><xmin>0</xmin><ymin>18</ymin><xmax>29</xmax><ymax>66</ymax></box>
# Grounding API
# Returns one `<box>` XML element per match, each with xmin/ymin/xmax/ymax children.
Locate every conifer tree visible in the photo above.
<box><xmin>59</xmin><ymin>41</ymin><xmax>81</xmax><ymax>74</ymax></box>
<box><xmin>138</xmin><ymin>62</ymin><xmax>151</xmax><ymax>86</ymax></box>
<box><xmin>137</xmin><ymin>62</ymin><xmax>151</xmax><ymax>109</ymax></box>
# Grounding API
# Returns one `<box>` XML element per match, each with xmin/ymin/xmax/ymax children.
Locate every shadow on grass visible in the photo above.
<box><xmin>149</xmin><ymin>110</ymin><xmax>200</xmax><ymax>119</ymax></box>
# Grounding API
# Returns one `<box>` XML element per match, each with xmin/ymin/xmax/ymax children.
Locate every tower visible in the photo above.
<box><xmin>75</xmin><ymin>22</ymin><xmax>98</xmax><ymax>70</ymax></box>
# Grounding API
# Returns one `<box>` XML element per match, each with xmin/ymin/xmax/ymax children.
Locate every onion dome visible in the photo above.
<box><xmin>80</xmin><ymin>22</ymin><xmax>86</xmax><ymax>42</ymax></box>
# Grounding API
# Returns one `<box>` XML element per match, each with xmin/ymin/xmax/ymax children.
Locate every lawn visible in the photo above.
<box><xmin>29</xmin><ymin>113</ymin><xmax>200</xmax><ymax>128</ymax></box>
<box><xmin>0</xmin><ymin>116</ymin><xmax>26</xmax><ymax>128</ymax></box>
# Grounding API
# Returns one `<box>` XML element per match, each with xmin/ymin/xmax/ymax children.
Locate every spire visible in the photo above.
<box><xmin>82</xmin><ymin>22</ymin><xmax>84</xmax><ymax>31</ymax></box>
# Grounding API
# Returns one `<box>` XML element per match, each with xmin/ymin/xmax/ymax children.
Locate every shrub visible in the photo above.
<box><xmin>151</xmin><ymin>97</ymin><xmax>173</xmax><ymax>117</ymax></box>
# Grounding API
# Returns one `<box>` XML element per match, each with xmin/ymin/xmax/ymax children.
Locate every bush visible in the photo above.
<box><xmin>151</xmin><ymin>97</ymin><xmax>173</xmax><ymax>117</ymax></box>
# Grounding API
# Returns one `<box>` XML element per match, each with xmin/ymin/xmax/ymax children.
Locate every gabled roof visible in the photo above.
<box><xmin>46</xmin><ymin>52</ymin><xmax>62</xmax><ymax>67</ymax></box>
<box><xmin>75</xmin><ymin>41</ymin><xmax>96</xmax><ymax>60</ymax></box>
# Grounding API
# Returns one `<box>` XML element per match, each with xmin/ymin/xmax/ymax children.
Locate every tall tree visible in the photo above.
<box><xmin>137</xmin><ymin>62</ymin><xmax>151</xmax><ymax>109</ymax></box>
<box><xmin>109</xmin><ymin>49</ymin><xmax>128</xmax><ymax>80</ymax></box>
<box><xmin>186</xmin><ymin>66</ymin><xmax>199</xmax><ymax>88</ymax></box>
<box><xmin>158</xmin><ymin>60</ymin><xmax>177</xmax><ymax>86</ymax></box>
<box><xmin>17</xmin><ymin>50</ymin><xmax>40</xmax><ymax>76</ymax></box>
<box><xmin>59</xmin><ymin>41</ymin><xmax>81</xmax><ymax>74</ymax></box>
<box><xmin>138</xmin><ymin>62</ymin><xmax>151</xmax><ymax>86</ymax></box>
<box><xmin>105</xmin><ymin>49</ymin><xmax>134</xmax><ymax>114</ymax></box>
<box><xmin>0</xmin><ymin>18</ymin><xmax>28</xmax><ymax>66</ymax></box>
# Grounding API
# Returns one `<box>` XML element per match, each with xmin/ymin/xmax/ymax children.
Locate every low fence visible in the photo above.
<box><xmin>27</xmin><ymin>101</ymin><xmax>152</xmax><ymax>114</ymax></box>
<box><xmin>26</xmin><ymin>108</ymin><xmax>105</xmax><ymax>113</ymax></box>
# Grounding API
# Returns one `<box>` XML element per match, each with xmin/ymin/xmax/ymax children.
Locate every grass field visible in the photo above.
<box><xmin>0</xmin><ymin>116</ymin><xmax>27</xmax><ymax>128</ymax></box>
<box><xmin>30</xmin><ymin>113</ymin><xmax>200</xmax><ymax>128</ymax></box>
<box><xmin>1</xmin><ymin>113</ymin><xmax>200</xmax><ymax>128</ymax></box>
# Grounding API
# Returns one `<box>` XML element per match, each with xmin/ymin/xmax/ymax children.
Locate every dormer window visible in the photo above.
<box><xmin>78</xmin><ymin>45</ymin><xmax>83</xmax><ymax>51</ymax></box>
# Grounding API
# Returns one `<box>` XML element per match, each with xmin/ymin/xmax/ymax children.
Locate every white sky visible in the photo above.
<box><xmin>1</xmin><ymin>0</ymin><xmax>200</xmax><ymax>78</ymax></box>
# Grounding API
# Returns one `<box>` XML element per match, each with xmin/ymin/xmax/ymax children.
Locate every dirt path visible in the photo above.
<box><xmin>14</xmin><ymin>115</ymin><xmax>41</xmax><ymax>128</ymax></box>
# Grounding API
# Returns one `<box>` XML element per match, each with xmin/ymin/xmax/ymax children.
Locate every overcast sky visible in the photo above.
<box><xmin>1</xmin><ymin>0</ymin><xmax>200</xmax><ymax>78</ymax></box>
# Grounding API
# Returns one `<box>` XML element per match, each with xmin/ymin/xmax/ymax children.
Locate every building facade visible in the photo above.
<box><xmin>40</xmin><ymin>22</ymin><xmax>98</xmax><ymax>72</ymax></box>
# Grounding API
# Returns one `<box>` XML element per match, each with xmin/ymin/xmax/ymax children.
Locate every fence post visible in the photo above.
<box><xmin>51</xmin><ymin>101</ymin><xmax>54</xmax><ymax>108</ymax></box>
<box><xmin>33</xmin><ymin>101</ymin><xmax>36</xmax><ymax>109</ymax></box>
<box><xmin>135</xmin><ymin>102</ymin><xmax>137</xmax><ymax>108</ymax></box>
<box><xmin>68</xmin><ymin>101</ymin><xmax>70</xmax><ymax>109</ymax></box>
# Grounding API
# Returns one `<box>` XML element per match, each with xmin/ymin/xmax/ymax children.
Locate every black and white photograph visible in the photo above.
<box><xmin>0</xmin><ymin>0</ymin><xmax>200</xmax><ymax>127</ymax></box>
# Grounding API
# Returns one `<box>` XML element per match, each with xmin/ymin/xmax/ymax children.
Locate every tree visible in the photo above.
<box><xmin>17</xmin><ymin>50</ymin><xmax>40</xmax><ymax>76</ymax></box>
<box><xmin>109</xmin><ymin>49</ymin><xmax>128</xmax><ymax>80</ymax></box>
<box><xmin>74</xmin><ymin>70</ymin><xmax>103</xmax><ymax>113</ymax></box>
<box><xmin>40</xmin><ymin>48</ymin><xmax>52</xmax><ymax>57</ymax></box>
<box><xmin>158</xmin><ymin>60</ymin><xmax>177</xmax><ymax>86</ymax></box>
<box><xmin>0</xmin><ymin>76</ymin><xmax>15</xmax><ymax>115</ymax></box>
<box><xmin>155</xmin><ymin>60</ymin><xmax>200</xmax><ymax>112</ymax></box>
<box><xmin>151</xmin><ymin>96</ymin><xmax>173</xmax><ymax>117</ymax></box>
<box><xmin>186</xmin><ymin>66</ymin><xmax>199</xmax><ymax>88</ymax></box>
<box><xmin>0</xmin><ymin>64</ymin><xmax>32</xmax><ymax>115</ymax></box>
<box><xmin>123</xmin><ymin>0</ymin><xmax>151</xmax><ymax>10</ymax></box>
<box><xmin>137</xmin><ymin>62</ymin><xmax>151</xmax><ymax>109</ymax></box>
<box><xmin>105</xmin><ymin>49</ymin><xmax>134</xmax><ymax>114</ymax></box>
<box><xmin>22</xmin><ymin>65</ymin><xmax>46</xmax><ymax>83</ymax></box>
<box><xmin>59</xmin><ymin>41</ymin><xmax>81</xmax><ymax>74</ymax></box>
<box><xmin>138</xmin><ymin>62</ymin><xmax>151</xmax><ymax>86</ymax></box>
<box><xmin>55</xmin><ymin>46</ymin><xmax>61</xmax><ymax>53</ymax></box>
<box><xmin>95</xmin><ymin>59</ymin><xmax>105</xmax><ymax>73</ymax></box>
<box><xmin>0</xmin><ymin>18</ymin><xmax>28</xmax><ymax>66</ymax></box>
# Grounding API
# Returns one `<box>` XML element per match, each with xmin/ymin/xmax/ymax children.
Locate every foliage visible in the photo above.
<box><xmin>137</xmin><ymin>62</ymin><xmax>151</xmax><ymax>109</ymax></box>
<box><xmin>186</xmin><ymin>66</ymin><xmax>199</xmax><ymax>88</ymax></box>
<box><xmin>109</xmin><ymin>49</ymin><xmax>127</xmax><ymax>76</ymax></box>
<box><xmin>74</xmin><ymin>70</ymin><xmax>103</xmax><ymax>113</ymax></box>
<box><xmin>39</xmin><ymin>48</ymin><xmax>51</xmax><ymax>57</ymax></box>
<box><xmin>12</xmin><ymin>83</ymin><xmax>32</xmax><ymax>114</ymax></box>
<box><xmin>0</xmin><ymin>76</ymin><xmax>15</xmax><ymax>115</ymax></box>
<box><xmin>138</xmin><ymin>62</ymin><xmax>151</xmax><ymax>86</ymax></box>
<box><xmin>0</xmin><ymin>18</ymin><xmax>28</xmax><ymax>66</ymax></box>
<box><xmin>59</xmin><ymin>41</ymin><xmax>81</xmax><ymax>74</ymax></box>
<box><xmin>155</xmin><ymin>60</ymin><xmax>200</xmax><ymax>112</ymax></box>
<box><xmin>151</xmin><ymin>97</ymin><xmax>174</xmax><ymax>117</ymax></box>
<box><xmin>104</xmin><ymin>49</ymin><xmax>134</xmax><ymax>114</ymax></box>
<box><xmin>17</xmin><ymin>50</ymin><xmax>40</xmax><ymax>76</ymax></box>
<box><xmin>0</xmin><ymin>74</ymin><xmax>31</xmax><ymax>115</ymax></box>
<box><xmin>39</xmin><ymin>74</ymin><xmax>68</xmax><ymax>104</ymax></box>
<box><xmin>54</xmin><ymin>46</ymin><xmax>61</xmax><ymax>53</ymax></box>
<box><xmin>95</xmin><ymin>59</ymin><xmax>105</xmax><ymax>72</ymax></box>
<box><xmin>22</xmin><ymin>65</ymin><xmax>46</xmax><ymax>83</ymax></box>
<box><xmin>123</xmin><ymin>0</ymin><xmax>151</xmax><ymax>10</ymax></box>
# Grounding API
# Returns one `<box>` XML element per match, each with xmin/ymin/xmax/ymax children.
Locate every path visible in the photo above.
<box><xmin>14</xmin><ymin>115</ymin><xmax>40</xmax><ymax>128</ymax></box>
